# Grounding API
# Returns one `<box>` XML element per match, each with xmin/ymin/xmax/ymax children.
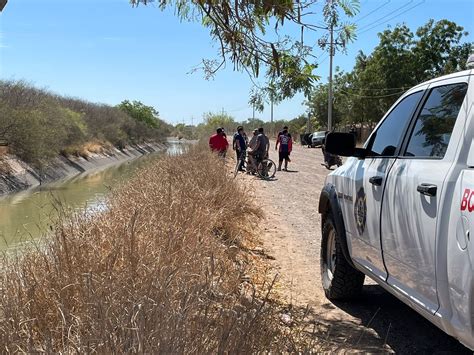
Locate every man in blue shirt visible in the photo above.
<box><xmin>233</xmin><ymin>126</ymin><xmax>247</xmax><ymax>171</ymax></box>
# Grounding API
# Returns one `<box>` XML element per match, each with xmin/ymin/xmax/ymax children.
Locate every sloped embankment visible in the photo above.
<box><xmin>0</xmin><ymin>142</ymin><xmax>166</xmax><ymax>196</ymax></box>
<box><xmin>0</xmin><ymin>149</ymin><xmax>305</xmax><ymax>352</ymax></box>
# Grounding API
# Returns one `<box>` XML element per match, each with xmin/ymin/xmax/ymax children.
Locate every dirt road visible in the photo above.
<box><xmin>239</xmin><ymin>143</ymin><xmax>470</xmax><ymax>353</ymax></box>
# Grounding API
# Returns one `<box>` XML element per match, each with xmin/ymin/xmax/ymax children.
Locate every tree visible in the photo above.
<box><xmin>117</xmin><ymin>100</ymin><xmax>161</xmax><ymax>128</ymax></box>
<box><xmin>306</xmin><ymin>19</ymin><xmax>472</xmax><ymax>129</ymax></box>
<box><xmin>287</xmin><ymin>114</ymin><xmax>310</xmax><ymax>135</ymax></box>
<box><xmin>117</xmin><ymin>100</ymin><xmax>173</xmax><ymax>142</ymax></box>
<box><xmin>413</xmin><ymin>19</ymin><xmax>470</xmax><ymax>81</ymax></box>
<box><xmin>201</xmin><ymin>111</ymin><xmax>237</xmax><ymax>134</ymax></box>
<box><xmin>130</xmin><ymin>0</ymin><xmax>359</xmax><ymax>106</ymax></box>
<box><xmin>306</xmin><ymin>80</ymin><xmax>346</xmax><ymax>129</ymax></box>
<box><xmin>245</xmin><ymin>117</ymin><xmax>265</xmax><ymax>129</ymax></box>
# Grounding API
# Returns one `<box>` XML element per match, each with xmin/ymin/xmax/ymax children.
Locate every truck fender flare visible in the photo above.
<box><xmin>318</xmin><ymin>183</ymin><xmax>356</xmax><ymax>268</ymax></box>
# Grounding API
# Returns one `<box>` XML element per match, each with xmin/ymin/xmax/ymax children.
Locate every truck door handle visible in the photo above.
<box><xmin>369</xmin><ymin>176</ymin><xmax>383</xmax><ymax>186</ymax></box>
<box><xmin>417</xmin><ymin>183</ymin><xmax>437</xmax><ymax>197</ymax></box>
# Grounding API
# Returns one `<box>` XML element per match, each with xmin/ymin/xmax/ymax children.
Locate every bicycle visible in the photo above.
<box><xmin>233</xmin><ymin>151</ymin><xmax>276</xmax><ymax>180</ymax></box>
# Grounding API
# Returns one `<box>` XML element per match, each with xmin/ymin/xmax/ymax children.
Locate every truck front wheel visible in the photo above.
<box><xmin>321</xmin><ymin>213</ymin><xmax>365</xmax><ymax>300</ymax></box>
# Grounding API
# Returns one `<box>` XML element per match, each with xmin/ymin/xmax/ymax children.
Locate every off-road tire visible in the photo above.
<box><xmin>320</xmin><ymin>213</ymin><xmax>365</xmax><ymax>300</ymax></box>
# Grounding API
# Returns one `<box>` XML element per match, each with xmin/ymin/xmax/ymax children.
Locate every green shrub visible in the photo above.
<box><xmin>0</xmin><ymin>80</ymin><xmax>169</xmax><ymax>165</ymax></box>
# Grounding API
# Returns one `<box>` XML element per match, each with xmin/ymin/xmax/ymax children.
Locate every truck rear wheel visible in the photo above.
<box><xmin>321</xmin><ymin>213</ymin><xmax>365</xmax><ymax>300</ymax></box>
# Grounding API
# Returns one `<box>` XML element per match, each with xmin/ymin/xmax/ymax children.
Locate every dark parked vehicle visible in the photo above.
<box><xmin>310</xmin><ymin>131</ymin><xmax>326</xmax><ymax>148</ymax></box>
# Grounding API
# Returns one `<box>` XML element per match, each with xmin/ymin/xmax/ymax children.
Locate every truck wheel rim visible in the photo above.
<box><xmin>327</xmin><ymin>229</ymin><xmax>337</xmax><ymax>280</ymax></box>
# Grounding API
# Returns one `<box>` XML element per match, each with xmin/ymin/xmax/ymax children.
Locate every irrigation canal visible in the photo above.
<box><xmin>0</xmin><ymin>141</ymin><xmax>184</xmax><ymax>250</ymax></box>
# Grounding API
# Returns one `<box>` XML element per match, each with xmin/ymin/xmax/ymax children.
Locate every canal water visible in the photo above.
<box><xmin>0</xmin><ymin>142</ymin><xmax>183</xmax><ymax>250</ymax></box>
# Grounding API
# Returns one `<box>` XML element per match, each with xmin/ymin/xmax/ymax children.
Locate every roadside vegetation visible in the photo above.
<box><xmin>0</xmin><ymin>149</ymin><xmax>315</xmax><ymax>352</ymax></box>
<box><xmin>173</xmin><ymin>111</ymin><xmax>310</xmax><ymax>142</ymax></box>
<box><xmin>0</xmin><ymin>80</ymin><xmax>172</xmax><ymax>168</ymax></box>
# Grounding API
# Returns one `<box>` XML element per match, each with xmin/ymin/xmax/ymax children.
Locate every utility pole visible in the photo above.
<box><xmin>270</xmin><ymin>96</ymin><xmax>274</xmax><ymax>123</ymax></box>
<box><xmin>252</xmin><ymin>105</ymin><xmax>255</xmax><ymax>120</ymax></box>
<box><xmin>268</xmin><ymin>83</ymin><xmax>275</xmax><ymax>123</ymax></box>
<box><xmin>327</xmin><ymin>22</ymin><xmax>334</xmax><ymax>131</ymax></box>
<box><xmin>307</xmin><ymin>112</ymin><xmax>311</xmax><ymax>133</ymax></box>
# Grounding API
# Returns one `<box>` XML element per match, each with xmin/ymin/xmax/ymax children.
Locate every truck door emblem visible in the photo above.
<box><xmin>354</xmin><ymin>187</ymin><xmax>367</xmax><ymax>235</ymax></box>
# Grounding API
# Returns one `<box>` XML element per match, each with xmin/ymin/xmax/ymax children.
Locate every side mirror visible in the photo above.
<box><xmin>325</xmin><ymin>132</ymin><xmax>366</xmax><ymax>158</ymax></box>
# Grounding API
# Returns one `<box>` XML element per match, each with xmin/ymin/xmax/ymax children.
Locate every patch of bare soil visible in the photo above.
<box><xmin>234</xmin><ymin>143</ymin><xmax>470</xmax><ymax>353</ymax></box>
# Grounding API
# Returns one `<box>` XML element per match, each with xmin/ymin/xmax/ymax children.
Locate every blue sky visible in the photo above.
<box><xmin>0</xmin><ymin>0</ymin><xmax>473</xmax><ymax>125</ymax></box>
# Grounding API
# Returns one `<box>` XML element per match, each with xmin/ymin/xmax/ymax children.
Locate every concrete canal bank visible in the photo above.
<box><xmin>0</xmin><ymin>142</ymin><xmax>167</xmax><ymax>196</ymax></box>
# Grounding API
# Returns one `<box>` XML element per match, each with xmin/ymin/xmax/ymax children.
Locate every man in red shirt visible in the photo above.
<box><xmin>209</xmin><ymin>128</ymin><xmax>229</xmax><ymax>157</ymax></box>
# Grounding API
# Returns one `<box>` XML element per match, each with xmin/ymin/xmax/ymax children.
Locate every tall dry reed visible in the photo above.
<box><xmin>0</xmin><ymin>149</ymin><xmax>295</xmax><ymax>352</ymax></box>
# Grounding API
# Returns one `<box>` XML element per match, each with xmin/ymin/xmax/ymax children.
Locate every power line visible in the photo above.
<box><xmin>314</xmin><ymin>50</ymin><xmax>326</xmax><ymax>60</ymax></box>
<box><xmin>318</xmin><ymin>54</ymin><xmax>329</xmax><ymax>65</ymax></box>
<box><xmin>357</xmin><ymin>0</ymin><xmax>414</xmax><ymax>32</ymax></box>
<box><xmin>357</xmin><ymin>0</ymin><xmax>417</xmax><ymax>32</ymax></box>
<box><xmin>354</xmin><ymin>0</ymin><xmax>391</xmax><ymax>24</ymax></box>
<box><xmin>358</xmin><ymin>1</ymin><xmax>425</xmax><ymax>35</ymax></box>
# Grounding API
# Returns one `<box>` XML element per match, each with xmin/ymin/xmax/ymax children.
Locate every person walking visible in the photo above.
<box><xmin>209</xmin><ymin>128</ymin><xmax>229</xmax><ymax>158</ymax></box>
<box><xmin>233</xmin><ymin>126</ymin><xmax>247</xmax><ymax>171</ymax></box>
<box><xmin>277</xmin><ymin>126</ymin><xmax>292</xmax><ymax>160</ymax></box>
<box><xmin>277</xmin><ymin>125</ymin><xmax>292</xmax><ymax>141</ymax></box>
<box><xmin>275</xmin><ymin>128</ymin><xmax>292</xmax><ymax>171</ymax></box>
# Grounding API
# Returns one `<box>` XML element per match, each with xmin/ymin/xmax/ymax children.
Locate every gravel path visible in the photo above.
<box><xmin>236</xmin><ymin>143</ymin><xmax>470</xmax><ymax>353</ymax></box>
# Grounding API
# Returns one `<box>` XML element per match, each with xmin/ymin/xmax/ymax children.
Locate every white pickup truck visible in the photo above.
<box><xmin>319</xmin><ymin>67</ymin><xmax>473</xmax><ymax>349</ymax></box>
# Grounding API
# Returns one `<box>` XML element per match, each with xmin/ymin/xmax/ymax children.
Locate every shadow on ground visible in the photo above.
<box><xmin>294</xmin><ymin>285</ymin><xmax>470</xmax><ymax>353</ymax></box>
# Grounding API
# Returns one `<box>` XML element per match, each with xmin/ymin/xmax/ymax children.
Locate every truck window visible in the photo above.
<box><xmin>405</xmin><ymin>83</ymin><xmax>468</xmax><ymax>158</ymax></box>
<box><xmin>367</xmin><ymin>91</ymin><xmax>423</xmax><ymax>157</ymax></box>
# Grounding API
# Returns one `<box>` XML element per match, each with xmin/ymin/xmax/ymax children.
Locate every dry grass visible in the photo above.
<box><xmin>0</xmin><ymin>158</ymin><xmax>10</xmax><ymax>174</ymax></box>
<box><xmin>0</xmin><ymin>148</ymin><xmax>304</xmax><ymax>353</ymax></box>
<box><xmin>62</xmin><ymin>140</ymin><xmax>114</xmax><ymax>159</ymax></box>
<box><xmin>0</xmin><ymin>146</ymin><xmax>8</xmax><ymax>157</ymax></box>
<box><xmin>82</xmin><ymin>140</ymin><xmax>113</xmax><ymax>155</ymax></box>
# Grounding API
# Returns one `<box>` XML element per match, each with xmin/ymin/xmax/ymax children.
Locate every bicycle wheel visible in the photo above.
<box><xmin>257</xmin><ymin>159</ymin><xmax>276</xmax><ymax>180</ymax></box>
